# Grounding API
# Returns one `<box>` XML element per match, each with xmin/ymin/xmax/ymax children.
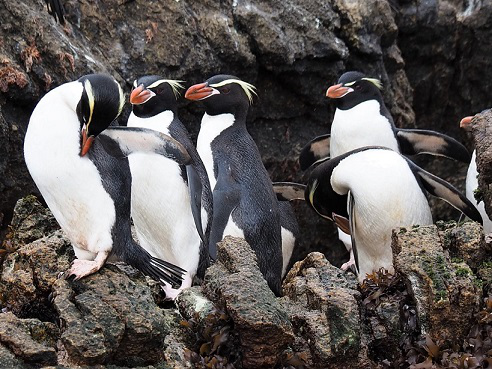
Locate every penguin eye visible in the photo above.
<box><xmin>355</xmin><ymin>84</ymin><xmax>362</xmax><ymax>91</ymax></box>
<box><xmin>221</xmin><ymin>87</ymin><xmax>231</xmax><ymax>94</ymax></box>
<box><xmin>156</xmin><ymin>87</ymin><xmax>164</xmax><ymax>94</ymax></box>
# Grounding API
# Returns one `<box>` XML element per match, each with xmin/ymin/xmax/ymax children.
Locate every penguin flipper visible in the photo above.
<box><xmin>408</xmin><ymin>160</ymin><xmax>483</xmax><ymax>224</ymax></box>
<box><xmin>272</xmin><ymin>182</ymin><xmax>306</xmax><ymax>201</ymax></box>
<box><xmin>186</xmin><ymin>165</ymin><xmax>206</xmax><ymax>245</ymax></box>
<box><xmin>348</xmin><ymin>191</ymin><xmax>359</xmax><ymax>274</ymax></box>
<box><xmin>396</xmin><ymin>128</ymin><xmax>471</xmax><ymax>163</ymax></box>
<box><xmin>98</xmin><ymin>126</ymin><xmax>192</xmax><ymax>165</ymax></box>
<box><xmin>299</xmin><ymin>134</ymin><xmax>331</xmax><ymax>170</ymax></box>
<box><xmin>209</xmin><ymin>186</ymin><xmax>241</xmax><ymax>260</ymax></box>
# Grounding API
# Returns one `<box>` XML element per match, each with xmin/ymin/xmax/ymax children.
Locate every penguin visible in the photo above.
<box><xmin>303</xmin><ymin>146</ymin><xmax>482</xmax><ymax>283</ymax></box>
<box><xmin>460</xmin><ymin>115</ymin><xmax>492</xmax><ymax>233</ymax></box>
<box><xmin>299</xmin><ymin>71</ymin><xmax>471</xmax><ymax>271</ymax></box>
<box><xmin>125</xmin><ymin>75</ymin><xmax>213</xmax><ymax>299</ymax></box>
<box><xmin>185</xmin><ymin>74</ymin><xmax>296</xmax><ymax>294</ymax></box>
<box><xmin>24</xmin><ymin>74</ymin><xmax>186</xmax><ymax>287</ymax></box>
<box><xmin>299</xmin><ymin>71</ymin><xmax>471</xmax><ymax>170</ymax></box>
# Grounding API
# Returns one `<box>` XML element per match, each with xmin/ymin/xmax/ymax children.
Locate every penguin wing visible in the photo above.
<box><xmin>408</xmin><ymin>160</ymin><xmax>483</xmax><ymax>224</ymax></box>
<box><xmin>98</xmin><ymin>126</ymin><xmax>192</xmax><ymax>165</ymax></box>
<box><xmin>299</xmin><ymin>134</ymin><xmax>331</xmax><ymax>170</ymax></box>
<box><xmin>348</xmin><ymin>191</ymin><xmax>359</xmax><ymax>274</ymax></box>
<box><xmin>208</xmin><ymin>185</ymin><xmax>241</xmax><ymax>260</ymax></box>
<box><xmin>272</xmin><ymin>182</ymin><xmax>306</xmax><ymax>201</ymax></box>
<box><xmin>396</xmin><ymin>129</ymin><xmax>471</xmax><ymax>163</ymax></box>
<box><xmin>186</xmin><ymin>165</ymin><xmax>206</xmax><ymax>246</ymax></box>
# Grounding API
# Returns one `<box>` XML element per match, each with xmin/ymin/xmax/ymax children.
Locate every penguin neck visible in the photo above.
<box><xmin>337</xmin><ymin>94</ymin><xmax>384</xmax><ymax>112</ymax></box>
<box><xmin>127</xmin><ymin>110</ymin><xmax>174</xmax><ymax>135</ymax></box>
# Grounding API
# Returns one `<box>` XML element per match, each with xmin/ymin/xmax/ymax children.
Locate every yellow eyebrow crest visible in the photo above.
<box><xmin>361</xmin><ymin>77</ymin><xmax>383</xmax><ymax>90</ymax></box>
<box><xmin>147</xmin><ymin>79</ymin><xmax>185</xmax><ymax>99</ymax></box>
<box><xmin>84</xmin><ymin>79</ymin><xmax>95</xmax><ymax>127</ymax></box>
<box><xmin>209</xmin><ymin>79</ymin><xmax>257</xmax><ymax>104</ymax></box>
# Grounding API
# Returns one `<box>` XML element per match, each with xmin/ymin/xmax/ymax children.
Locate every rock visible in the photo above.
<box><xmin>392</xmin><ymin>225</ymin><xmax>482</xmax><ymax>343</ymax></box>
<box><xmin>470</xmin><ymin>109</ymin><xmax>492</xmax><ymax>220</ymax></box>
<box><xmin>52</xmin><ymin>265</ymin><xmax>178</xmax><ymax>367</ymax></box>
<box><xmin>281</xmin><ymin>252</ymin><xmax>364</xmax><ymax>368</ymax></box>
<box><xmin>3</xmin><ymin>195</ymin><xmax>58</xmax><ymax>250</ymax></box>
<box><xmin>0</xmin><ymin>230</ymin><xmax>72</xmax><ymax>319</ymax></box>
<box><xmin>0</xmin><ymin>312</ymin><xmax>58</xmax><ymax>366</ymax></box>
<box><xmin>175</xmin><ymin>286</ymin><xmax>215</xmax><ymax>326</ymax></box>
<box><xmin>203</xmin><ymin>236</ymin><xmax>294</xmax><ymax>369</ymax></box>
<box><xmin>437</xmin><ymin>220</ymin><xmax>490</xmax><ymax>269</ymax></box>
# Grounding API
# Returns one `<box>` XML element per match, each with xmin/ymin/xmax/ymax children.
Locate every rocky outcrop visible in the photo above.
<box><xmin>470</xmin><ymin>109</ymin><xmax>492</xmax><ymax>220</ymax></box>
<box><xmin>1</xmin><ymin>197</ymin><xmax>491</xmax><ymax>367</ymax></box>
<box><xmin>392</xmin><ymin>224</ymin><xmax>482</xmax><ymax>344</ymax></box>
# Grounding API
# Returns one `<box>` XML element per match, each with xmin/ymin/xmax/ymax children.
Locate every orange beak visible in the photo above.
<box><xmin>460</xmin><ymin>115</ymin><xmax>474</xmax><ymax>129</ymax></box>
<box><xmin>130</xmin><ymin>84</ymin><xmax>155</xmax><ymax>105</ymax></box>
<box><xmin>326</xmin><ymin>83</ymin><xmax>353</xmax><ymax>99</ymax></box>
<box><xmin>80</xmin><ymin>128</ymin><xmax>95</xmax><ymax>156</ymax></box>
<box><xmin>185</xmin><ymin>82</ymin><xmax>214</xmax><ymax>101</ymax></box>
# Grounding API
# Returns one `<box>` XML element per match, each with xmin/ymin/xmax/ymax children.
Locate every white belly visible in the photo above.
<box><xmin>330</xmin><ymin>100</ymin><xmax>399</xmax><ymax>158</ymax></box>
<box><xmin>466</xmin><ymin>150</ymin><xmax>492</xmax><ymax>233</ymax></box>
<box><xmin>332</xmin><ymin>150</ymin><xmax>433</xmax><ymax>281</ymax></box>
<box><xmin>24</xmin><ymin>95</ymin><xmax>115</xmax><ymax>258</ymax></box>
<box><xmin>281</xmin><ymin>227</ymin><xmax>295</xmax><ymax>278</ymax></box>
<box><xmin>127</xmin><ymin>111</ymin><xmax>201</xmax><ymax>275</ymax></box>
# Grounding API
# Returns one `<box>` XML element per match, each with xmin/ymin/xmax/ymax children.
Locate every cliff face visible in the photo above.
<box><xmin>0</xmin><ymin>0</ymin><xmax>490</xmax><ymax>265</ymax></box>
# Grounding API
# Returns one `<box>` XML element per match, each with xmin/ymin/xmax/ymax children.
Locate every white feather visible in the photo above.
<box><xmin>330</xmin><ymin>100</ymin><xmax>399</xmax><ymax>158</ymax></box>
<box><xmin>126</xmin><ymin>110</ymin><xmax>200</xmax><ymax>281</ymax></box>
<box><xmin>466</xmin><ymin>150</ymin><xmax>492</xmax><ymax>233</ymax></box>
<box><xmin>196</xmin><ymin>113</ymin><xmax>235</xmax><ymax>190</ymax></box>
<box><xmin>281</xmin><ymin>227</ymin><xmax>295</xmax><ymax>278</ymax></box>
<box><xmin>331</xmin><ymin>149</ymin><xmax>433</xmax><ymax>282</ymax></box>
<box><xmin>24</xmin><ymin>81</ymin><xmax>116</xmax><ymax>258</ymax></box>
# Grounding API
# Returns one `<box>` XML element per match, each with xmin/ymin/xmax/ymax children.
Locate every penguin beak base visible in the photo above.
<box><xmin>460</xmin><ymin>116</ymin><xmax>474</xmax><ymax>129</ymax></box>
<box><xmin>185</xmin><ymin>83</ymin><xmax>215</xmax><ymax>101</ymax></box>
<box><xmin>80</xmin><ymin>129</ymin><xmax>95</xmax><ymax>156</ymax></box>
<box><xmin>326</xmin><ymin>83</ymin><xmax>354</xmax><ymax>99</ymax></box>
<box><xmin>130</xmin><ymin>85</ymin><xmax>155</xmax><ymax>105</ymax></box>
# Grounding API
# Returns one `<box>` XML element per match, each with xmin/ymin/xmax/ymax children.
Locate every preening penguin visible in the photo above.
<box><xmin>299</xmin><ymin>71</ymin><xmax>470</xmax><ymax>170</ymax></box>
<box><xmin>124</xmin><ymin>75</ymin><xmax>213</xmax><ymax>299</ymax></box>
<box><xmin>24</xmin><ymin>74</ymin><xmax>186</xmax><ymax>287</ymax></box>
<box><xmin>305</xmin><ymin>147</ymin><xmax>482</xmax><ymax>283</ymax></box>
<box><xmin>460</xmin><ymin>115</ymin><xmax>492</xmax><ymax>233</ymax></box>
<box><xmin>185</xmin><ymin>74</ymin><xmax>297</xmax><ymax>294</ymax></box>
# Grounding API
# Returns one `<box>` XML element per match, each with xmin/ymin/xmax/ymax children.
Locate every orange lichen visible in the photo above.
<box><xmin>20</xmin><ymin>43</ymin><xmax>42</xmax><ymax>72</ymax></box>
<box><xmin>0</xmin><ymin>65</ymin><xmax>28</xmax><ymax>92</ymax></box>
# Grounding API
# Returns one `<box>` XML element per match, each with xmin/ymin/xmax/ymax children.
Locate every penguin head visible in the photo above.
<box><xmin>460</xmin><ymin>115</ymin><xmax>475</xmax><ymax>131</ymax></box>
<box><xmin>305</xmin><ymin>156</ymin><xmax>349</xmax><ymax>222</ymax></box>
<box><xmin>326</xmin><ymin>71</ymin><xmax>383</xmax><ymax>110</ymax></box>
<box><xmin>184</xmin><ymin>74</ymin><xmax>257</xmax><ymax>116</ymax></box>
<box><xmin>77</xmin><ymin>74</ymin><xmax>125</xmax><ymax>156</ymax></box>
<box><xmin>130</xmin><ymin>76</ymin><xmax>184</xmax><ymax>118</ymax></box>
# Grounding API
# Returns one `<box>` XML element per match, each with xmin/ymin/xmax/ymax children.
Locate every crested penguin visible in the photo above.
<box><xmin>304</xmin><ymin>146</ymin><xmax>482</xmax><ymax>283</ymax></box>
<box><xmin>125</xmin><ymin>75</ymin><xmax>213</xmax><ymax>299</ymax></box>
<box><xmin>299</xmin><ymin>71</ymin><xmax>471</xmax><ymax>271</ymax></box>
<box><xmin>299</xmin><ymin>71</ymin><xmax>470</xmax><ymax>169</ymax></box>
<box><xmin>185</xmin><ymin>74</ymin><xmax>296</xmax><ymax>294</ymax></box>
<box><xmin>460</xmin><ymin>115</ymin><xmax>492</xmax><ymax>233</ymax></box>
<box><xmin>24</xmin><ymin>74</ymin><xmax>186</xmax><ymax>287</ymax></box>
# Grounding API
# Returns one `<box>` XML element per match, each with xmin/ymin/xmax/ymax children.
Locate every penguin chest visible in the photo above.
<box><xmin>330</xmin><ymin>100</ymin><xmax>399</xmax><ymax>157</ymax></box>
<box><xmin>128</xmin><ymin>152</ymin><xmax>200</xmax><ymax>270</ymax></box>
<box><xmin>197</xmin><ymin>113</ymin><xmax>235</xmax><ymax>190</ymax></box>
<box><xmin>24</xmin><ymin>128</ymin><xmax>116</xmax><ymax>255</ymax></box>
<box><xmin>466</xmin><ymin>151</ymin><xmax>492</xmax><ymax>233</ymax></box>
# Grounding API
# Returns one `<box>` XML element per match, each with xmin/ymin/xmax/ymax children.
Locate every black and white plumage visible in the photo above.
<box><xmin>24</xmin><ymin>74</ymin><xmax>185</xmax><ymax>287</ymax></box>
<box><xmin>45</xmin><ymin>0</ymin><xmax>65</xmax><ymax>24</ymax></box>
<box><xmin>299</xmin><ymin>71</ymin><xmax>471</xmax><ymax>271</ymax></box>
<box><xmin>304</xmin><ymin>147</ymin><xmax>482</xmax><ymax>282</ymax></box>
<box><xmin>124</xmin><ymin>75</ymin><xmax>213</xmax><ymax>299</ymax></box>
<box><xmin>299</xmin><ymin>71</ymin><xmax>470</xmax><ymax>170</ymax></box>
<box><xmin>460</xmin><ymin>115</ymin><xmax>492</xmax><ymax>233</ymax></box>
<box><xmin>185</xmin><ymin>74</ymin><xmax>298</xmax><ymax>294</ymax></box>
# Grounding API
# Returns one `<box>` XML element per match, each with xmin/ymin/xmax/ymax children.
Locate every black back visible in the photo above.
<box><xmin>199</xmin><ymin>75</ymin><xmax>283</xmax><ymax>295</ymax></box>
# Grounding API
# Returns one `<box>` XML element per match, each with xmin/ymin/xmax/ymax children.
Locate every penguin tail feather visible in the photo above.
<box><xmin>124</xmin><ymin>245</ymin><xmax>186</xmax><ymax>289</ymax></box>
